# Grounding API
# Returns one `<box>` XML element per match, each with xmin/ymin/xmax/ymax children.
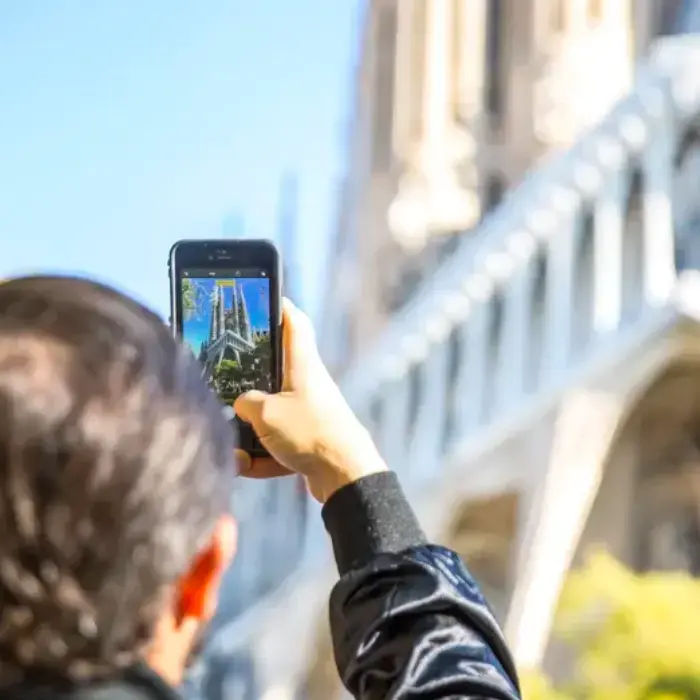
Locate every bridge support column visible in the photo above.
<box><xmin>643</xmin><ymin>91</ymin><xmax>676</xmax><ymax>307</ymax></box>
<box><xmin>593</xmin><ymin>169</ymin><xmax>625</xmax><ymax>334</ymax></box>
<box><xmin>453</xmin><ymin>302</ymin><xmax>490</xmax><ymax>435</ymax></box>
<box><xmin>496</xmin><ymin>262</ymin><xmax>532</xmax><ymax>412</ymax></box>
<box><xmin>545</xmin><ymin>216</ymin><xmax>577</xmax><ymax>382</ymax></box>
<box><xmin>504</xmin><ymin>389</ymin><xmax>625</xmax><ymax>668</ymax></box>
<box><xmin>382</xmin><ymin>370</ymin><xmax>411</xmax><ymax>475</ymax></box>
<box><xmin>408</xmin><ymin>335</ymin><xmax>451</xmax><ymax>482</ymax></box>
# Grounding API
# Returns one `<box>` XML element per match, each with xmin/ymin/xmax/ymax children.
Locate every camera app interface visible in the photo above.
<box><xmin>181</xmin><ymin>269</ymin><xmax>272</xmax><ymax>406</ymax></box>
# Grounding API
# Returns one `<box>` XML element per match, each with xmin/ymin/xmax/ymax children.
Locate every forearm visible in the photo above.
<box><xmin>322</xmin><ymin>470</ymin><xmax>426</xmax><ymax>573</ymax></box>
<box><xmin>322</xmin><ymin>472</ymin><xmax>521</xmax><ymax>700</ymax></box>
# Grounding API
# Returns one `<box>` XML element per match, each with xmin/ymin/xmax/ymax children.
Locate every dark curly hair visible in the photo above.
<box><xmin>0</xmin><ymin>276</ymin><xmax>234</xmax><ymax>686</ymax></box>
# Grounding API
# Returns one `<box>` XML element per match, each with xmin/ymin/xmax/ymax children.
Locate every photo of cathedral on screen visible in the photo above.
<box><xmin>197</xmin><ymin>281</ymin><xmax>272</xmax><ymax>401</ymax></box>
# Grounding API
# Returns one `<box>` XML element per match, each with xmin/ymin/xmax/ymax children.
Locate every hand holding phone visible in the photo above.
<box><xmin>169</xmin><ymin>239</ymin><xmax>282</xmax><ymax>456</ymax></box>
<box><xmin>234</xmin><ymin>300</ymin><xmax>388</xmax><ymax>503</ymax></box>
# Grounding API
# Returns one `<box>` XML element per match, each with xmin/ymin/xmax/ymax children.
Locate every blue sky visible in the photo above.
<box><xmin>183</xmin><ymin>277</ymin><xmax>269</xmax><ymax>354</ymax></box>
<box><xmin>0</xmin><ymin>1</ymin><xmax>361</xmax><ymax>322</ymax></box>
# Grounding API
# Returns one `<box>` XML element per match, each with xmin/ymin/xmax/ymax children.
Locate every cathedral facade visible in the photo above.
<box><xmin>199</xmin><ymin>282</ymin><xmax>255</xmax><ymax>378</ymax></box>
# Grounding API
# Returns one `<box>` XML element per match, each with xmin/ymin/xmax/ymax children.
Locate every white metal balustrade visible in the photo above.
<box><xmin>187</xmin><ymin>37</ymin><xmax>700</xmax><ymax>698</ymax></box>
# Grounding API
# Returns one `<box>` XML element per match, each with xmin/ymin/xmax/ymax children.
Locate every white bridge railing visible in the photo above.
<box><xmin>341</xmin><ymin>37</ymin><xmax>700</xmax><ymax>495</ymax></box>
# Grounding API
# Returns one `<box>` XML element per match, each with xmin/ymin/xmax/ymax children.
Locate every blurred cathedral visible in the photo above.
<box><xmin>321</xmin><ymin>0</ymin><xmax>699</xmax><ymax>375</ymax></box>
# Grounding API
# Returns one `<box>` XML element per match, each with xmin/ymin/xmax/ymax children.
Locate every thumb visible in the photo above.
<box><xmin>233</xmin><ymin>390</ymin><xmax>268</xmax><ymax>431</ymax></box>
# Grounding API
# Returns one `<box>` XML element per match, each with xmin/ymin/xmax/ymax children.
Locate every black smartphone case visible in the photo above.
<box><xmin>168</xmin><ymin>239</ymin><xmax>283</xmax><ymax>459</ymax></box>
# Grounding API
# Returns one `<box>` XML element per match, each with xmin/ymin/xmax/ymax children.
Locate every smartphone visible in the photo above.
<box><xmin>169</xmin><ymin>239</ymin><xmax>282</xmax><ymax>455</ymax></box>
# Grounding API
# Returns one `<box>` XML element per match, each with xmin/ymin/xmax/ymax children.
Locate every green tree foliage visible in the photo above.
<box><xmin>182</xmin><ymin>278</ymin><xmax>208</xmax><ymax>321</ymax></box>
<box><xmin>521</xmin><ymin>551</ymin><xmax>700</xmax><ymax>699</ymax></box>
<box><xmin>182</xmin><ymin>278</ymin><xmax>197</xmax><ymax>320</ymax></box>
<box><xmin>246</xmin><ymin>333</ymin><xmax>272</xmax><ymax>391</ymax></box>
<box><xmin>521</xmin><ymin>669</ymin><xmax>571</xmax><ymax>700</ymax></box>
<box><xmin>210</xmin><ymin>334</ymin><xmax>273</xmax><ymax>400</ymax></box>
<box><xmin>212</xmin><ymin>358</ymin><xmax>242</xmax><ymax>400</ymax></box>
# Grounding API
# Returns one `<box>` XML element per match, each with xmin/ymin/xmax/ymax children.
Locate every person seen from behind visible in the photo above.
<box><xmin>0</xmin><ymin>276</ymin><xmax>520</xmax><ymax>699</ymax></box>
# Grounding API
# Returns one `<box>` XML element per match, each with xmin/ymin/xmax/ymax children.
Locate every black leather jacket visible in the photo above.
<box><xmin>323</xmin><ymin>471</ymin><xmax>520</xmax><ymax>700</ymax></box>
<box><xmin>4</xmin><ymin>472</ymin><xmax>520</xmax><ymax>699</ymax></box>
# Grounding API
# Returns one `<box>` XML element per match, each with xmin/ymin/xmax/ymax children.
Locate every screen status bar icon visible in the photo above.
<box><xmin>182</xmin><ymin>268</ymin><xmax>268</xmax><ymax>278</ymax></box>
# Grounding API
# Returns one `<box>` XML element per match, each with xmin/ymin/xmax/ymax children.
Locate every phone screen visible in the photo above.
<box><xmin>180</xmin><ymin>267</ymin><xmax>272</xmax><ymax>409</ymax></box>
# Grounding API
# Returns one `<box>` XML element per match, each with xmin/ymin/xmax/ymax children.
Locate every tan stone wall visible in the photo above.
<box><xmin>321</xmin><ymin>0</ymin><xmax>674</xmax><ymax>371</ymax></box>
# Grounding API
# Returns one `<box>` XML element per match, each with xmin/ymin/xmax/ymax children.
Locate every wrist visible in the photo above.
<box><xmin>310</xmin><ymin>432</ymin><xmax>388</xmax><ymax>502</ymax></box>
<box><xmin>317</xmin><ymin>461</ymin><xmax>388</xmax><ymax>503</ymax></box>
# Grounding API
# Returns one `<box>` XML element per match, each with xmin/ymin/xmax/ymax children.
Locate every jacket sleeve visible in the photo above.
<box><xmin>322</xmin><ymin>472</ymin><xmax>521</xmax><ymax>700</ymax></box>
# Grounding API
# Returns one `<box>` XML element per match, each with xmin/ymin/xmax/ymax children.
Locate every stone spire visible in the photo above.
<box><xmin>216</xmin><ymin>285</ymin><xmax>225</xmax><ymax>338</ymax></box>
<box><xmin>209</xmin><ymin>284</ymin><xmax>223</xmax><ymax>342</ymax></box>
<box><xmin>230</xmin><ymin>283</ymin><xmax>241</xmax><ymax>336</ymax></box>
<box><xmin>237</xmin><ymin>283</ymin><xmax>252</xmax><ymax>342</ymax></box>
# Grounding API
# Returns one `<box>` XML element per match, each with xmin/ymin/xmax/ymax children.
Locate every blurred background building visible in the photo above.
<box><xmin>188</xmin><ymin>1</ymin><xmax>700</xmax><ymax>697</ymax></box>
<box><xmin>322</xmin><ymin>0</ymin><xmax>698</xmax><ymax>373</ymax></box>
